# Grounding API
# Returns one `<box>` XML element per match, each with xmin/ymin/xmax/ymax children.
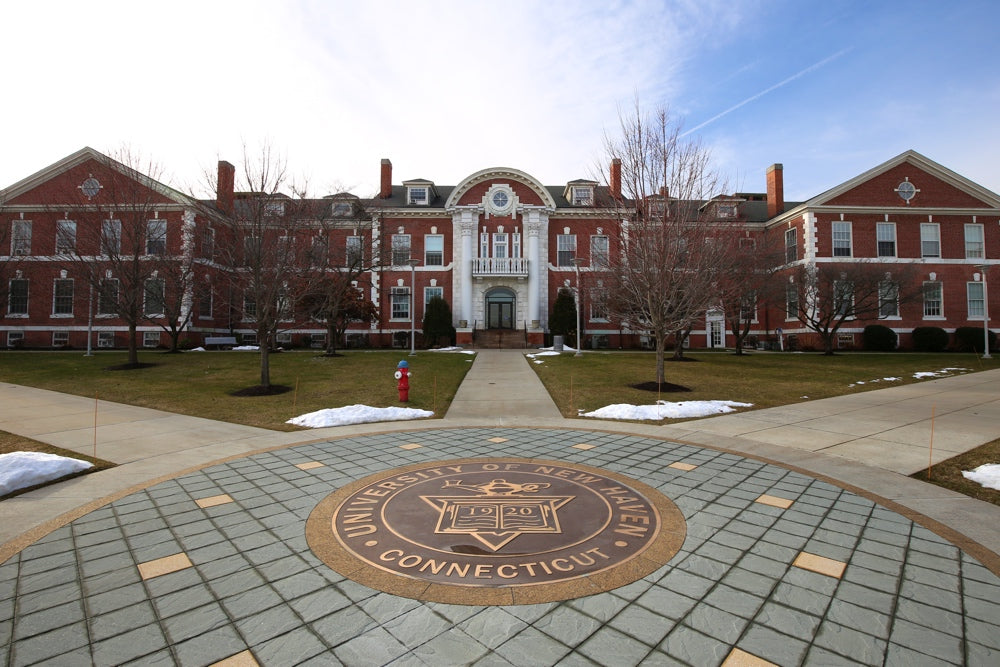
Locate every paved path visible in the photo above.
<box><xmin>1</xmin><ymin>353</ymin><xmax>999</xmax><ymax>666</ymax></box>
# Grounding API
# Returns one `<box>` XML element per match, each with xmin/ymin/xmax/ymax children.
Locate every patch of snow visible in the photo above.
<box><xmin>962</xmin><ymin>464</ymin><xmax>1000</xmax><ymax>491</ymax></box>
<box><xmin>287</xmin><ymin>404</ymin><xmax>433</xmax><ymax>428</ymax></box>
<box><xmin>849</xmin><ymin>376</ymin><xmax>903</xmax><ymax>387</ymax></box>
<box><xmin>233</xmin><ymin>346</ymin><xmax>260</xmax><ymax>351</ymax></box>
<box><xmin>189</xmin><ymin>347</ymin><xmax>206</xmax><ymax>352</ymax></box>
<box><xmin>427</xmin><ymin>347</ymin><xmax>476</xmax><ymax>355</ymax></box>
<box><xmin>912</xmin><ymin>367</ymin><xmax>971</xmax><ymax>379</ymax></box>
<box><xmin>582</xmin><ymin>400</ymin><xmax>753</xmax><ymax>421</ymax></box>
<box><xmin>0</xmin><ymin>451</ymin><xmax>93</xmax><ymax>496</ymax></box>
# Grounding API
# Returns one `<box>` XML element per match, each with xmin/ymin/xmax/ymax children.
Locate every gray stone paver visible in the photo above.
<box><xmin>2</xmin><ymin>427</ymin><xmax>1000</xmax><ymax>666</ymax></box>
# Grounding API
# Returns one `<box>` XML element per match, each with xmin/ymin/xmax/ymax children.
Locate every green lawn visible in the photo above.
<box><xmin>0</xmin><ymin>349</ymin><xmax>475</xmax><ymax>430</ymax></box>
<box><xmin>529</xmin><ymin>350</ymin><xmax>997</xmax><ymax>419</ymax></box>
<box><xmin>2</xmin><ymin>348</ymin><xmax>997</xmax><ymax>506</ymax></box>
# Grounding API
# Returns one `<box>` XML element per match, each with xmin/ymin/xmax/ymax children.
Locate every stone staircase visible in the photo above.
<box><xmin>473</xmin><ymin>328</ymin><xmax>528</xmax><ymax>349</ymax></box>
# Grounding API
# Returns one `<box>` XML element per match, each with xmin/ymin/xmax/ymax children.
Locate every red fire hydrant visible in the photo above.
<box><xmin>395</xmin><ymin>360</ymin><xmax>410</xmax><ymax>402</ymax></box>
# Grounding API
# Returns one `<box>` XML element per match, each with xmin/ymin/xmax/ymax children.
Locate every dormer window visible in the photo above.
<box><xmin>717</xmin><ymin>204</ymin><xmax>737</xmax><ymax>218</ymax></box>
<box><xmin>409</xmin><ymin>187</ymin><xmax>428</xmax><ymax>205</ymax></box>
<box><xmin>331</xmin><ymin>202</ymin><xmax>352</xmax><ymax>216</ymax></box>
<box><xmin>572</xmin><ymin>186</ymin><xmax>593</xmax><ymax>206</ymax></box>
<box><xmin>265</xmin><ymin>201</ymin><xmax>285</xmax><ymax>217</ymax></box>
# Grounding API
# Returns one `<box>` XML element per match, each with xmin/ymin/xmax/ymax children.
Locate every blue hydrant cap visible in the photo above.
<box><xmin>397</xmin><ymin>360</ymin><xmax>408</xmax><ymax>368</ymax></box>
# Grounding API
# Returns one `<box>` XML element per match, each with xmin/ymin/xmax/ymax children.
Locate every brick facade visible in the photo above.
<box><xmin>2</xmin><ymin>148</ymin><xmax>997</xmax><ymax>352</ymax></box>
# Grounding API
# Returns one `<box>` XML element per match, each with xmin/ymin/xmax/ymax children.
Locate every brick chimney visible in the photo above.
<box><xmin>610</xmin><ymin>158</ymin><xmax>622</xmax><ymax>200</ymax></box>
<box><xmin>766</xmin><ymin>163</ymin><xmax>784</xmax><ymax>218</ymax></box>
<box><xmin>217</xmin><ymin>160</ymin><xmax>235</xmax><ymax>215</ymax></box>
<box><xmin>380</xmin><ymin>159</ymin><xmax>392</xmax><ymax>199</ymax></box>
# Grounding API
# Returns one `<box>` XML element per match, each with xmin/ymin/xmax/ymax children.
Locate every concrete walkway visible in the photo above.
<box><xmin>2</xmin><ymin>353</ymin><xmax>999</xmax><ymax>666</ymax></box>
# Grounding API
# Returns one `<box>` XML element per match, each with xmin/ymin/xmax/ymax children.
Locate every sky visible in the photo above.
<box><xmin>3</xmin><ymin>1</ymin><xmax>998</xmax><ymax>202</ymax></box>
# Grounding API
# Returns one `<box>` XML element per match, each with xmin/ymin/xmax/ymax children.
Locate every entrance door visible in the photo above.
<box><xmin>485</xmin><ymin>288</ymin><xmax>516</xmax><ymax>329</ymax></box>
<box><xmin>709</xmin><ymin>320</ymin><xmax>723</xmax><ymax>348</ymax></box>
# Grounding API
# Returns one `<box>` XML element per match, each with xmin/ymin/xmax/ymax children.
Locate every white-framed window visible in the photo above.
<box><xmin>8</xmin><ymin>279</ymin><xmax>28</xmax><ymax>315</ymax></box>
<box><xmin>739</xmin><ymin>237</ymin><xmax>756</xmax><ymax>250</ymax></box>
<box><xmin>276</xmin><ymin>287</ymin><xmax>291</xmax><ymax>321</ymax></box>
<box><xmin>52</xmin><ymin>331</ymin><xmax>69</xmax><ymax>347</ymax></box>
<box><xmin>590</xmin><ymin>235</ymin><xmax>609</xmax><ymax>268</ymax></box>
<box><xmin>56</xmin><ymin>220</ymin><xmax>77</xmax><ymax>254</ymax></box>
<box><xmin>241</xmin><ymin>333</ymin><xmax>258</xmax><ymax>346</ymax></box>
<box><xmin>493</xmin><ymin>233</ymin><xmax>508</xmax><ymax>259</ymax></box>
<box><xmin>392</xmin><ymin>234</ymin><xmax>411</xmax><ymax>265</ymax></box>
<box><xmin>197</xmin><ymin>284</ymin><xmax>213</xmax><ymax>319</ymax></box>
<box><xmin>879</xmin><ymin>281</ymin><xmax>899</xmax><ymax>318</ymax></box>
<box><xmin>784</xmin><ymin>228</ymin><xmax>797</xmax><ymax>263</ymax></box>
<box><xmin>480</xmin><ymin>232</ymin><xmax>489</xmax><ymax>258</ymax></box>
<box><xmin>424</xmin><ymin>286</ymin><xmax>443</xmax><ymax>308</ymax></box>
<box><xmin>920</xmin><ymin>223</ymin><xmax>940</xmax><ymax>258</ymax></box>
<box><xmin>310</xmin><ymin>235</ymin><xmax>328</xmax><ymax>267</ymax></box>
<box><xmin>717</xmin><ymin>203</ymin><xmax>737</xmax><ymax>218</ymax></box>
<box><xmin>425</xmin><ymin>234</ymin><xmax>444</xmax><ymax>266</ymax></box>
<box><xmin>834</xmin><ymin>281</ymin><xmax>854</xmax><ymax>318</ymax></box>
<box><xmin>391</xmin><ymin>287</ymin><xmax>410</xmax><ymax>320</ymax></box>
<box><xmin>512</xmin><ymin>232</ymin><xmax>521</xmax><ymax>259</ymax></box>
<box><xmin>408</xmin><ymin>187</ymin><xmax>428</xmax><ymax>205</ymax></box>
<box><xmin>146</xmin><ymin>219</ymin><xmax>167</xmax><ymax>255</ymax></box>
<box><xmin>11</xmin><ymin>220</ymin><xmax>31</xmax><ymax>255</ymax></box>
<box><xmin>557</xmin><ymin>234</ymin><xmax>577</xmax><ymax>267</ymax></box>
<box><xmin>923</xmin><ymin>281</ymin><xmax>943</xmax><ymax>318</ymax></box>
<box><xmin>785</xmin><ymin>284</ymin><xmax>798</xmax><ymax>320</ymax></box>
<box><xmin>837</xmin><ymin>333</ymin><xmax>855</xmax><ymax>349</ymax></box>
<box><xmin>98</xmin><ymin>332</ymin><xmax>115</xmax><ymax>348</ymax></box>
<box><xmin>200</xmin><ymin>227</ymin><xmax>215</xmax><ymax>260</ymax></box>
<box><xmin>98</xmin><ymin>279</ymin><xmax>119</xmax><ymax>315</ymax></box>
<box><xmin>144</xmin><ymin>278</ymin><xmax>165</xmax><ymax>316</ymax></box>
<box><xmin>876</xmin><ymin>222</ymin><xmax>896</xmax><ymax>258</ymax></box>
<box><xmin>965</xmin><ymin>224</ymin><xmax>985</xmax><ymax>259</ymax></box>
<box><xmin>143</xmin><ymin>332</ymin><xmax>160</xmax><ymax>348</ymax></box>
<box><xmin>346</xmin><ymin>235</ymin><xmax>363</xmax><ymax>266</ymax></box>
<box><xmin>589</xmin><ymin>287</ymin><xmax>609</xmax><ymax>321</ymax></box>
<box><xmin>7</xmin><ymin>331</ymin><xmax>24</xmax><ymax>347</ymax></box>
<box><xmin>571</xmin><ymin>186</ymin><xmax>593</xmax><ymax>206</ymax></box>
<box><xmin>832</xmin><ymin>221</ymin><xmax>852</xmax><ymax>257</ymax></box>
<box><xmin>265</xmin><ymin>201</ymin><xmax>285</xmax><ymax>217</ymax></box>
<box><xmin>276</xmin><ymin>332</ymin><xmax>292</xmax><ymax>344</ymax></box>
<box><xmin>968</xmin><ymin>281</ymin><xmax>986</xmax><ymax>318</ymax></box>
<box><xmin>740</xmin><ymin>293</ymin><xmax>758</xmax><ymax>323</ymax></box>
<box><xmin>331</xmin><ymin>201</ymin><xmax>353</xmax><ymax>216</ymax></box>
<box><xmin>243</xmin><ymin>292</ymin><xmax>257</xmax><ymax>319</ymax></box>
<box><xmin>102</xmin><ymin>219</ymin><xmax>122</xmax><ymax>255</ymax></box>
<box><xmin>53</xmin><ymin>279</ymin><xmax>74</xmax><ymax>316</ymax></box>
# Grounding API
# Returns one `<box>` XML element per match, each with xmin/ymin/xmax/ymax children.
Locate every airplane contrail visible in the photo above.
<box><xmin>681</xmin><ymin>47</ymin><xmax>854</xmax><ymax>137</ymax></box>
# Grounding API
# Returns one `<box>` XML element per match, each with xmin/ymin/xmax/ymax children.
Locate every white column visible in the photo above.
<box><xmin>526</xmin><ymin>218</ymin><xmax>541</xmax><ymax>327</ymax></box>
<box><xmin>459</xmin><ymin>217</ymin><xmax>474</xmax><ymax>327</ymax></box>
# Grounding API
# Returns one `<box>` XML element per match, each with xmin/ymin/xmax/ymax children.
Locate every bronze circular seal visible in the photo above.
<box><xmin>307</xmin><ymin>458</ymin><xmax>686</xmax><ymax>605</ymax></box>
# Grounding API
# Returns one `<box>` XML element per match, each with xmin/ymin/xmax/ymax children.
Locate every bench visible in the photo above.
<box><xmin>204</xmin><ymin>336</ymin><xmax>238</xmax><ymax>349</ymax></box>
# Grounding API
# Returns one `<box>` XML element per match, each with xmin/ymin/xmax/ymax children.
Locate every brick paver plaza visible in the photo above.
<box><xmin>2</xmin><ymin>354</ymin><xmax>999</xmax><ymax>665</ymax></box>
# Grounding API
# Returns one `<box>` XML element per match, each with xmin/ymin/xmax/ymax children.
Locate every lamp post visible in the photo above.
<box><xmin>976</xmin><ymin>264</ymin><xmax>991</xmax><ymax>359</ymax></box>
<box><xmin>408</xmin><ymin>258</ymin><xmax>421</xmax><ymax>356</ymax></box>
<box><xmin>572</xmin><ymin>257</ymin><xmax>585</xmax><ymax>357</ymax></box>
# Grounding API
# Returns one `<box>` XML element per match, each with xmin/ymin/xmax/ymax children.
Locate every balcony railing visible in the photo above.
<box><xmin>472</xmin><ymin>257</ymin><xmax>528</xmax><ymax>276</ymax></box>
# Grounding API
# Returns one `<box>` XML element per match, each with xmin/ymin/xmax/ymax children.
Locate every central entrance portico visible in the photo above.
<box><xmin>485</xmin><ymin>287</ymin><xmax>516</xmax><ymax>329</ymax></box>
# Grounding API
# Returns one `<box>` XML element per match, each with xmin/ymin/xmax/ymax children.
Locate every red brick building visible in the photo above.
<box><xmin>2</xmin><ymin>148</ymin><xmax>996</xmax><ymax>352</ymax></box>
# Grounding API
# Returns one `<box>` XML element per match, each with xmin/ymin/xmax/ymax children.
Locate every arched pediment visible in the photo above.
<box><xmin>445</xmin><ymin>168</ymin><xmax>556</xmax><ymax>210</ymax></box>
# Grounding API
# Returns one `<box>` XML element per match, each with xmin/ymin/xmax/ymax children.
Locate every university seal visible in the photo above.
<box><xmin>307</xmin><ymin>458</ymin><xmax>686</xmax><ymax>605</ymax></box>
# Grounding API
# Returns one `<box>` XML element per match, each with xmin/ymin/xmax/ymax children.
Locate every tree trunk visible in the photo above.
<box><xmin>127</xmin><ymin>323</ymin><xmax>139</xmax><ymax>366</ymax></box>
<box><xmin>259</xmin><ymin>344</ymin><xmax>271</xmax><ymax>387</ymax></box>
<box><xmin>325</xmin><ymin>322</ymin><xmax>339</xmax><ymax>355</ymax></box>
<box><xmin>655</xmin><ymin>335</ymin><xmax>667</xmax><ymax>385</ymax></box>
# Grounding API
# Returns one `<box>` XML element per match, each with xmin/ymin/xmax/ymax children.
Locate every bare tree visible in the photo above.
<box><xmin>716</xmin><ymin>233</ymin><xmax>784</xmax><ymax>355</ymax></box>
<box><xmin>216</xmin><ymin>144</ymin><xmax>316</xmax><ymax>390</ymax></box>
<box><xmin>298</xmin><ymin>194</ymin><xmax>386</xmax><ymax>355</ymax></box>
<box><xmin>603</xmin><ymin>103</ymin><xmax>739</xmax><ymax>384</ymax></box>
<box><xmin>789</xmin><ymin>261</ymin><xmax>921</xmax><ymax>355</ymax></box>
<box><xmin>0</xmin><ymin>189</ymin><xmax>22</xmax><ymax>316</ymax></box>
<box><xmin>54</xmin><ymin>147</ymin><xmax>182</xmax><ymax>366</ymax></box>
<box><xmin>144</xmin><ymin>211</ymin><xmax>198</xmax><ymax>352</ymax></box>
